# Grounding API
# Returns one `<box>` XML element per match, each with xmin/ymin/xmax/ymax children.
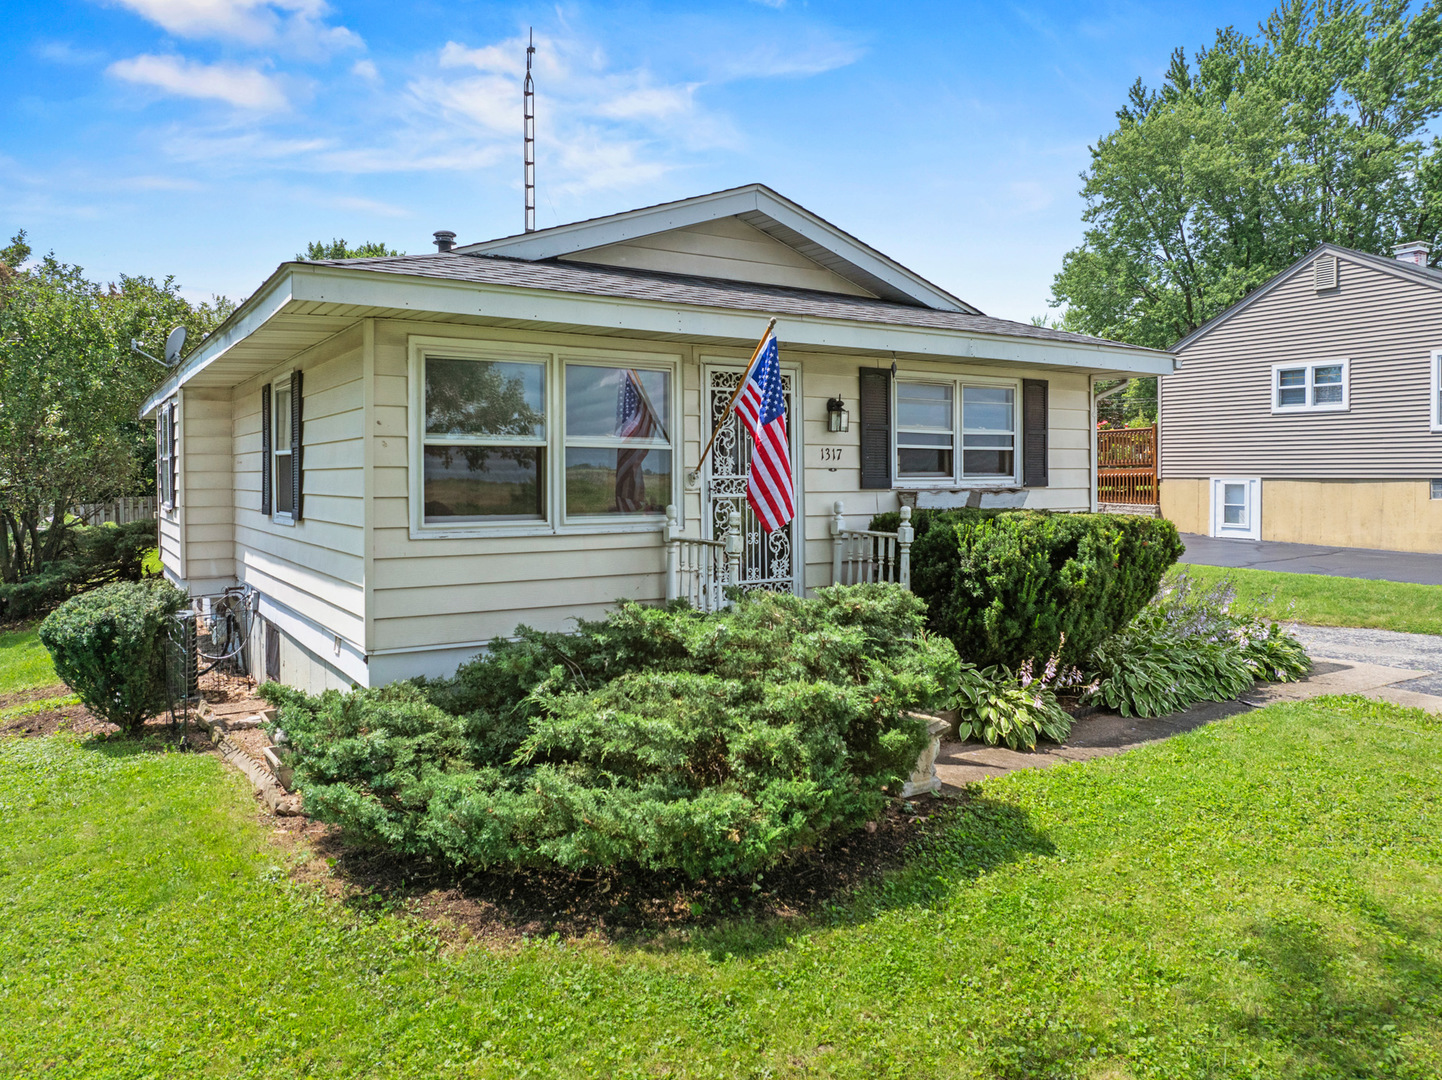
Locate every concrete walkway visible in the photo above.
<box><xmin>1178</xmin><ymin>533</ymin><xmax>1442</xmax><ymax>585</ymax></box>
<box><xmin>933</xmin><ymin>648</ymin><xmax>1439</xmax><ymax>790</ymax></box>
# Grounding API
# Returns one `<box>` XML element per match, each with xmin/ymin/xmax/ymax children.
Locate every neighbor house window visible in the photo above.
<box><xmin>1272</xmin><ymin>361</ymin><xmax>1349</xmax><ymax>412</ymax></box>
<box><xmin>895</xmin><ymin>378</ymin><xmax>1017</xmax><ymax>484</ymax></box>
<box><xmin>272</xmin><ymin>381</ymin><xmax>294</xmax><ymax>519</ymax></box>
<box><xmin>563</xmin><ymin>363</ymin><xmax>672</xmax><ymax>518</ymax></box>
<box><xmin>1431</xmin><ymin>349</ymin><xmax>1442</xmax><ymax>432</ymax></box>
<box><xmin>1221</xmin><ymin>481</ymin><xmax>1249</xmax><ymax>527</ymax></box>
<box><xmin>421</xmin><ymin>356</ymin><xmax>547</xmax><ymax>524</ymax></box>
<box><xmin>411</xmin><ymin>340</ymin><xmax>679</xmax><ymax>533</ymax></box>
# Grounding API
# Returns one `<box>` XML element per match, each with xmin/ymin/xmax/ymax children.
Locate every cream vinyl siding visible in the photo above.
<box><xmin>232</xmin><ymin>324</ymin><xmax>367</xmax><ymax>647</ymax></box>
<box><xmin>1163</xmin><ymin>254</ymin><xmax>1442</xmax><ymax>478</ymax></box>
<box><xmin>557</xmin><ymin>217</ymin><xmax>878</xmax><ymax>298</ymax></box>
<box><xmin>368</xmin><ymin>319</ymin><xmax>1094</xmax><ymax>653</ymax></box>
<box><xmin>179</xmin><ymin>387</ymin><xmax>234</xmax><ymax>589</ymax></box>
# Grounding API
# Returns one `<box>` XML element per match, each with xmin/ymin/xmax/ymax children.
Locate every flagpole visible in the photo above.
<box><xmin>688</xmin><ymin>317</ymin><xmax>777</xmax><ymax>486</ymax></box>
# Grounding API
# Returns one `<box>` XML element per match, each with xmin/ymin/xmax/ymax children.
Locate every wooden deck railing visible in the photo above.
<box><xmin>1097</xmin><ymin>425</ymin><xmax>1158</xmax><ymax>505</ymax></box>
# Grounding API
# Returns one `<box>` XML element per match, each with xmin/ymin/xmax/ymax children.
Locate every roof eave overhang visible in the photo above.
<box><xmin>456</xmin><ymin>184</ymin><xmax>979</xmax><ymax>315</ymax></box>
<box><xmin>142</xmin><ymin>265</ymin><xmax>1176</xmax><ymax>416</ymax></box>
<box><xmin>141</xmin><ymin>267</ymin><xmax>298</xmax><ymax>416</ymax></box>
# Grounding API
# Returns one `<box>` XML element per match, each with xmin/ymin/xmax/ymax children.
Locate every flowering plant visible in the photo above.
<box><xmin>952</xmin><ymin>636</ymin><xmax>1095</xmax><ymax>750</ymax></box>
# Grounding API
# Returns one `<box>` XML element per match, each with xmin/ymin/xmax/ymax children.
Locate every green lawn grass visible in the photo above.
<box><xmin>1177</xmin><ymin>562</ymin><xmax>1442</xmax><ymax>636</ymax></box>
<box><xmin>0</xmin><ymin>626</ymin><xmax>61</xmax><ymax>697</ymax></box>
<box><xmin>2</xmin><ymin>696</ymin><xmax>1440</xmax><ymax>1078</ymax></box>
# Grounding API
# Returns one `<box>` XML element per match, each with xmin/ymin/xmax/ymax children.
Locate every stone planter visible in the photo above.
<box><xmin>901</xmin><ymin>712</ymin><xmax>955</xmax><ymax>797</ymax></box>
<box><xmin>262</xmin><ymin>745</ymin><xmax>295</xmax><ymax>792</ymax></box>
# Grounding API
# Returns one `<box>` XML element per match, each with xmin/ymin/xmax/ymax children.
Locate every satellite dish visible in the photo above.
<box><xmin>164</xmin><ymin>326</ymin><xmax>187</xmax><ymax>367</ymax></box>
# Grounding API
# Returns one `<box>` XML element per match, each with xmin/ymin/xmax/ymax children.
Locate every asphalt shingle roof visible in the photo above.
<box><xmin>307</xmin><ymin>252</ymin><xmax>1168</xmax><ymax>355</ymax></box>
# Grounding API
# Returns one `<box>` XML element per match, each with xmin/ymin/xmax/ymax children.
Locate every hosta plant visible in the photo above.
<box><xmin>952</xmin><ymin>642</ymin><xmax>1090</xmax><ymax>750</ymax></box>
<box><xmin>1086</xmin><ymin>571</ymin><xmax>1310</xmax><ymax>718</ymax></box>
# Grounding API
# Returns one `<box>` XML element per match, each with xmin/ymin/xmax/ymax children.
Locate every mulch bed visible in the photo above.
<box><xmin>274</xmin><ymin>792</ymin><xmax>966</xmax><ymax>947</ymax></box>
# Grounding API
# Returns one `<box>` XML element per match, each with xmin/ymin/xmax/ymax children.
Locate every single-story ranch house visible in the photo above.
<box><xmin>143</xmin><ymin>184</ymin><xmax>1176</xmax><ymax>692</ymax></box>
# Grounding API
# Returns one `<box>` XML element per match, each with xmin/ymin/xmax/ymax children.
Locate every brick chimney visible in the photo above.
<box><xmin>433</xmin><ymin>230</ymin><xmax>457</xmax><ymax>253</ymax></box>
<box><xmin>1393</xmin><ymin>240</ymin><xmax>1431</xmax><ymax>266</ymax></box>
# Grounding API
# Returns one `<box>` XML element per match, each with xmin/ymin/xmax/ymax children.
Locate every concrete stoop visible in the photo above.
<box><xmin>193</xmin><ymin>703</ymin><xmax>302</xmax><ymax>816</ymax></box>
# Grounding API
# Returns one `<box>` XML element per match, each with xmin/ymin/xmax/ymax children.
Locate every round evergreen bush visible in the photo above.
<box><xmin>38</xmin><ymin>577</ymin><xmax>187</xmax><ymax>733</ymax></box>
<box><xmin>871</xmin><ymin>507</ymin><xmax>1184</xmax><ymax>669</ymax></box>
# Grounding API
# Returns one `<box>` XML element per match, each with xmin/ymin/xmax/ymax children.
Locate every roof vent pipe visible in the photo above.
<box><xmin>433</xmin><ymin>230</ymin><xmax>457</xmax><ymax>253</ymax></box>
<box><xmin>1394</xmin><ymin>240</ymin><xmax>1431</xmax><ymax>266</ymax></box>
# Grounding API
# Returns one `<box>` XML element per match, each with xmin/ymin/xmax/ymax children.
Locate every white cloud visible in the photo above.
<box><xmin>32</xmin><ymin>41</ymin><xmax>107</xmax><ymax>65</ymax></box>
<box><xmin>351</xmin><ymin>58</ymin><xmax>378</xmax><ymax>81</ymax></box>
<box><xmin>109</xmin><ymin>55</ymin><xmax>289</xmax><ymax>110</ymax></box>
<box><xmin>106</xmin><ymin>0</ymin><xmax>363</xmax><ymax>56</ymax></box>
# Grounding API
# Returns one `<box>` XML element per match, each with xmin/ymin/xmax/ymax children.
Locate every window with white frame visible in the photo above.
<box><xmin>156</xmin><ymin>400</ymin><xmax>177</xmax><ymax>511</ymax></box>
<box><xmin>895</xmin><ymin>378</ymin><xmax>1017</xmax><ymax>484</ymax></box>
<box><xmin>413</xmin><ymin>342</ymin><xmax>677</xmax><ymax>531</ymax></box>
<box><xmin>1272</xmin><ymin>360</ymin><xmax>1349</xmax><ymax>412</ymax></box>
<box><xmin>563</xmin><ymin>363</ymin><xmax>672</xmax><ymax>517</ymax></box>
<box><xmin>421</xmin><ymin>356</ymin><xmax>547</xmax><ymax>523</ymax></box>
<box><xmin>272</xmin><ymin>380</ymin><xmax>295</xmax><ymax>519</ymax></box>
<box><xmin>1431</xmin><ymin>349</ymin><xmax>1442</xmax><ymax>431</ymax></box>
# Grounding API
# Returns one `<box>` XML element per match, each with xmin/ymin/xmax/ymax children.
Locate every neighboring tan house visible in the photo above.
<box><xmin>142</xmin><ymin>184</ymin><xmax>1175</xmax><ymax>692</ymax></box>
<box><xmin>1161</xmin><ymin>241</ymin><xmax>1442</xmax><ymax>553</ymax></box>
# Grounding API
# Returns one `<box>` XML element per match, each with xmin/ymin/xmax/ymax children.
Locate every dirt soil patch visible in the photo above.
<box><xmin>272</xmin><ymin>793</ymin><xmax>964</xmax><ymax>947</ymax></box>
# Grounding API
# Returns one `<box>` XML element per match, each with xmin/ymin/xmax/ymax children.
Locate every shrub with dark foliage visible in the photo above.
<box><xmin>871</xmin><ymin>508</ymin><xmax>1183</xmax><ymax>669</ymax></box>
<box><xmin>261</xmin><ymin>585</ymin><xmax>959</xmax><ymax>878</ymax></box>
<box><xmin>0</xmin><ymin>520</ymin><xmax>158</xmax><ymax>620</ymax></box>
<box><xmin>38</xmin><ymin>577</ymin><xmax>187</xmax><ymax>732</ymax></box>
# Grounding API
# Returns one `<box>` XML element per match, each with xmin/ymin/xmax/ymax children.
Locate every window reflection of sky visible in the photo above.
<box><xmin>566</xmin><ymin>365</ymin><xmax>670</xmax><ymax>440</ymax></box>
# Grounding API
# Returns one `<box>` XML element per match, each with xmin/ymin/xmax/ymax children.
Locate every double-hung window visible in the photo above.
<box><xmin>1272</xmin><ymin>361</ymin><xmax>1348</xmax><ymax>412</ymax></box>
<box><xmin>272</xmin><ymin>381</ymin><xmax>294</xmax><ymax>519</ymax></box>
<box><xmin>421</xmin><ymin>355</ymin><xmax>547</xmax><ymax>523</ymax></box>
<box><xmin>412</xmin><ymin>341</ymin><xmax>677</xmax><ymax>533</ymax></box>
<box><xmin>156</xmin><ymin>400</ymin><xmax>177</xmax><ymax>510</ymax></box>
<box><xmin>1431</xmin><ymin>349</ymin><xmax>1442</xmax><ymax>431</ymax></box>
<box><xmin>563</xmin><ymin>363</ymin><xmax>672</xmax><ymax>518</ymax></box>
<box><xmin>895</xmin><ymin>377</ymin><xmax>1017</xmax><ymax>485</ymax></box>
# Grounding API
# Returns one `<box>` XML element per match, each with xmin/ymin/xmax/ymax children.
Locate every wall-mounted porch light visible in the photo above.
<box><xmin>826</xmin><ymin>396</ymin><xmax>850</xmax><ymax>433</ymax></box>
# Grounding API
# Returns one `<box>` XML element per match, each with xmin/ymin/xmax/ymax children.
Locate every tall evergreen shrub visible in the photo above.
<box><xmin>871</xmin><ymin>508</ymin><xmax>1183</xmax><ymax>668</ymax></box>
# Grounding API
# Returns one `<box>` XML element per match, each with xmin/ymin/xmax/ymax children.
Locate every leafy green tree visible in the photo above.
<box><xmin>0</xmin><ymin>233</ymin><xmax>232</xmax><ymax>580</ymax></box>
<box><xmin>1052</xmin><ymin>0</ymin><xmax>1442</xmax><ymax>351</ymax></box>
<box><xmin>297</xmin><ymin>239</ymin><xmax>402</xmax><ymax>260</ymax></box>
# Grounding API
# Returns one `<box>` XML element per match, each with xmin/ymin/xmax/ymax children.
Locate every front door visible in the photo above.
<box><xmin>703</xmin><ymin>363</ymin><xmax>802</xmax><ymax>595</ymax></box>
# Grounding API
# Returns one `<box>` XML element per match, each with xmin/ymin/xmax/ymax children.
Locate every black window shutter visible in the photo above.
<box><xmin>260</xmin><ymin>384</ymin><xmax>272</xmax><ymax>515</ymax></box>
<box><xmin>168</xmin><ymin>403</ymin><xmax>178</xmax><ymax>509</ymax></box>
<box><xmin>859</xmin><ymin>367</ymin><xmax>892</xmax><ymax>490</ymax></box>
<box><xmin>290</xmin><ymin>370</ymin><xmax>303</xmax><ymax>521</ymax></box>
<box><xmin>1022</xmin><ymin>378</ymin><xmax>1049</xmax><ymax>488</ymax></box>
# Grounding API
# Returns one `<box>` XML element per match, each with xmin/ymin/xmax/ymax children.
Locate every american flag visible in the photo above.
<box><xmin>614</xmin><ymin>369</ymin><xmax>656</xmax><ymax>511</ymax></box>
<box><xmin>733</xmin><ymin>331</ymin><xmax>794</xmax><ymax>532</ymax></box>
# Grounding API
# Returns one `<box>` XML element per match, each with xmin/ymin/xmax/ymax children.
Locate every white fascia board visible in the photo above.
<box><xmin>139</xmin><ymin>271</ymin><xmax>296</xmax><ymax>418</ymax></box>
<box><xmin>461</xmin><ymin>186</ymin><xmax>974</xmax><ymax>314</ymax></box>
<box><xmin>294</xmin><ymin>267</ymin><xmax>1177</xmax><ymax>376</ymax></box>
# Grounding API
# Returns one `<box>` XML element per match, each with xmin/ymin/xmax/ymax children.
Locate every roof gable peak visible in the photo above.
<box><xmin>455</xmin><ymin>184</ymin><xmax>977</xmax><ymax>313</ymax></box>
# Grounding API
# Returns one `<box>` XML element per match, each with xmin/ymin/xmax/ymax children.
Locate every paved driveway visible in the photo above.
<box><xmin>1179</xmin><ymin>533</ymin><xmax>1442</xmax><ymax>585</ymax></box>
<box><xmin>1288</xmin><ymin>623</ymin><xmax>1442</xmax><ymax>696</ymax></box>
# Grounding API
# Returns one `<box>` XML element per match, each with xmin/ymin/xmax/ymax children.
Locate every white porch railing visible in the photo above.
<box><xmin>664</xmin><ymin>505</ymin><xmax>743</xmax><ymax>613</ymax></box>
<box><xmin>831</xmin><ymin>501</ymin><xmax>914</xmax><ymax>589</ymax></box>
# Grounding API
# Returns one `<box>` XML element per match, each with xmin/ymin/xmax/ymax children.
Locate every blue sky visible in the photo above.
<box><xmin>2</xmin><ymin>0</ymin><xmax>1270</xmax><ymax>321</ymax></box>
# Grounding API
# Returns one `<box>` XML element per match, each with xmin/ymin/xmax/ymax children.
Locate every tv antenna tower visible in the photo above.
<box><xmin>523</xmin><ymin>28</ymin><xmax>536</xmax><ymax>233</ymax></box>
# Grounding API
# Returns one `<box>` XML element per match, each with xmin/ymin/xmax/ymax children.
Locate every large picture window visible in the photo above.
<box><xmin>895</xmin><ymin>377</ymin><xmax>1017</xmax><ymax>485</ymax></box>
<box><xmin>411</xmin><ymin>341</ymin><xmax>678</xmax><ymax>533</ymax></box>
<box><xmin>421</xmin><ymin>356</ymin><xmax>547</xmax><ymax>523</ymax></box>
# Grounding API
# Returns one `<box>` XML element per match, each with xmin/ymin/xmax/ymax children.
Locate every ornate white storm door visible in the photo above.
<box><xmin>702</xmin><ymin>363</ymin><xmax>803</xmax><ymax>596</ymax></box>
